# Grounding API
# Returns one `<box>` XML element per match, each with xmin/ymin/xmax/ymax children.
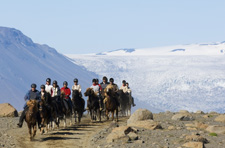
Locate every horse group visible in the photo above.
<box><xmin>24</xmin><ymin>88</ymin><xmax>132</xmax><ymax>140</ymax></box>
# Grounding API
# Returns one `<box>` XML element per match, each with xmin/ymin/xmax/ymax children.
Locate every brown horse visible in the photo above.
<box><xmin>104</xmin><ymin>87</ymin><xmax>118</xmax><ymax>122</ymax></box>
<box><xmin>25</xmin><ymin>100</ymin><xmax>38</xmax><ymax>141</ymax></box>
<box><xmin>84</xmin><ymin>88</ymin><xmax>101</xmax><ymax>122</ymax></box>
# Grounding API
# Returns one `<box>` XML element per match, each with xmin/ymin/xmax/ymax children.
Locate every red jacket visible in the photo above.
<box><xmin>61</xmin><ymin>87</ymin><xmax>71</xmax><ymax>99</ymax></box>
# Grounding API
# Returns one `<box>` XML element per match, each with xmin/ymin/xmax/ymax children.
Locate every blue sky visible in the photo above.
<box><xmin>1</xmin><ymin>0</ymin><xmax>225</xmax><ymax>54</ymax></box>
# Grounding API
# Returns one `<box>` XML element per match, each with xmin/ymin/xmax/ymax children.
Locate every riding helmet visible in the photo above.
<box><xmin>40</xmin><ymin>84</ymin><xmax>45</xmax><ymax>89</ymax></box>
<box><xmin>92</xmin><ymin>79</ymin><xmax>96</xmax><ymax>83</ymax></box>
<box><xmin>96</xmin><ymin>78</ymin><xmax>99</xmax><ymax>82</ymax></box>
<box><xmin>31</xmin><ymin>83</ymin><xmax>37</xmax><ymax>88</ymax></box>
<box><xmin>73</xmin><ymin>78</ymin><xmax>78</xmax><ymax>82</ymax></box>
<box><xmin>109</xmin><ymin>78</ymin><xmax>114</xmax><ymax>82</ymax></box>
<box><xmin>46</xmin><ymin>78</ymin><xmax>51</xmax><ymax>82</ymax></box>
<box><xmin>63</xmin><ymin>81</ymin><xmax>68</xmax><ymax>86</ymax></box>
<box><xmin>52</xmin><ymin>80</ymin><xmax>58</xmax><ymax>85</ymax></box>
<box><xmin>122</xmin><ymin>80</ymin><xmax>126</xmax><ymax>84</ymax></box>
<box><xmin>103</xmin><ymin>76</ymin><xmax>108</xmax><ymax>81</ymax></box>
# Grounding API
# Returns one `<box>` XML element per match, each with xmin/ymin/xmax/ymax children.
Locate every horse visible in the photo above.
<box><xmin>38</xmin><ymin>98</ymin><xmax>51</xmax><ymax>134</ymax></box>
<box><xmin>60</xmin><ymin>92</ymin><xmax>72</xmax><ymax>127</ymax></box>
<box><xmin>25</xmin><ymin>100</ymin><xmax>38</xmax><ymax>141</ymax></box>
<box><xmin>117</xmin><ymin>90</ymin><xmax>131</xmax><ymax>116</ymax></box>
<box><xmin>72</xmin><ymin>90</ymin><xmax>85</xmax><ymax>123</ymax></box>
<box><xmin>84</xmin><ymin>88</ymin><xmax>101</xmax><ymax>122</ymax></box>
<box><xmin>104</xmin><ymin>88</ymin><xmax>118</xmax><ymax>122</ymax></box>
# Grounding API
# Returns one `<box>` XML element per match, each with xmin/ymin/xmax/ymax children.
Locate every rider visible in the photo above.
<box><xmin>39</xmin><ymin>84</ymin><xmax>54</xmax><ymax>122</ymax></box>
<box><xmin>120</xmin><ymin>80</ymin><xmax>128</xmax><ymax>94</ymax></box>
<box><xmin>52</xmin><ymin>80</ymin><xmax>63</xmax><ymax>117</ymax></box>
<box><xmin>72</xmin><ymin>78</ymin><xmax>85</xmax><ymax>112</ymax></box>
<box><xmin>104</xmin><ymin>78</ymin><xmax>120</xmax><ymax>108</ymax></box>
<box><xmin>96</xmin><ymin>78</ymin><xmax>103</xmax><ymax>110</ymax></box>
<box><xmin>100</xmin><ymin>76</ymin><xmax>109</xmax><ymax>111</ymax></box>
<box><xmin>72</xmin><ymin>78</ymin><xmax>82</xmax><ymax>97</ymax></box>
<box><xmin>45</xmin><ymin>78</ymin><xmax>53</xmax><ymax>96</ymax></box>
<box><xmin>60</xmin><ymin>81</ymin><xmax>73</xmax><ymax>114</ymax></box>
<box><xmin>126</xmin><ymin>82</ymin><xmax>136</xmax><ymax>107</ymax></box>
<box><xmin>86</xmin><ymin>79</ymin><xmax>100</xmax><ymax>110</ymax></box>
<box><xmin>17</xmin><ymin>83</ymin><xmax>40</xmax><ymax>128</ymax></box>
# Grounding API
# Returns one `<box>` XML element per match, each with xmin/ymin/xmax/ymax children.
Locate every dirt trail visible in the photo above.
<box><xmin>8</xmin><ymin>115</ymin><xmax>124</xmax><ymax>148</ymax></box>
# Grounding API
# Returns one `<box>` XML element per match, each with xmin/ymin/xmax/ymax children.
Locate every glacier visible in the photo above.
<box><xmin>67</xmin><ymin>44</ymin><xmax>225</xmax><ymax>113</ymax></box>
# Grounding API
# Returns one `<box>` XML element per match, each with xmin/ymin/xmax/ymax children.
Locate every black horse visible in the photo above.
<box><xmin>72</xmin><ymin>90</ymin><xmax>85</xmax><ymax>123</ymax></box>
<box><xmin>117</xmin><ymin>90</ymin><xmax>131</xmax><ymax>116</ymax></box>
<box><xmin>60</xmin><ymin>92</ymin><xmax>73</xmax><ymax>127</ymax></box>
<box><xmin>84</xmin><ymin>88</ymin><xmax>101</xmax><ymax>122</ymax></box>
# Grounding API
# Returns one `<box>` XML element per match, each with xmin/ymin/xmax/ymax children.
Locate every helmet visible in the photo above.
<box><xmin>31</xmin><ymin>83</ymin><xmax>37</xmax><ymax>88</ymax></box>
<box><xmin>96</xmin><ymin>78</ymin><xmax>99</xmax><ymax>82</ymax></box>
<box><xmin>92</xmin><ymin>79</ymin><xmax>96</xmax><ymax>83</ymax></box>
<box><xmin>73</xmin><ymin>78</ymin><xmax>78</xmax><ymax>82</ymax></box>
<box><xmin>109</xmin><ymin>78</ymin><xmax>114</xmax><ymax>82</ymax></box>
<box><xmin>40</xmin><ymin>84</ymin><xmax>45</xmax><ymax>89</ymax></box>
<box><xmin>63</xmin><ymin>81</ymin><xmax>68</xmax><ymax>86</ymax></box>
<box><xmin>46</xmin><ymin>78</ymin><xmax>51</xmax><ymax>82</ymax></box>
<box><xmin>122</xmin><ymin>80</ymin><xmax>126</xmax><ymax>84</ymax></box>
<box><xmin>52</xmin><ymin>80</ymin><xmax>57</xmax><ymax>85</ymax></box>
<box><xmin>103</xmin><ymin>76</ymin><xmax>108</xmax><ymax>81</ymax></box>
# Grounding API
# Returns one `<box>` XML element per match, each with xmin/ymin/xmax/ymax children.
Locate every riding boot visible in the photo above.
<box><xmin>17</xmin><ymin>108</ymin><xmax>28</xmax><ymax>128</ymax></box>
<box><xmin>132</xmin><ymin>97</ymin><xmax>136</xmax><ymax>106</ymax></box>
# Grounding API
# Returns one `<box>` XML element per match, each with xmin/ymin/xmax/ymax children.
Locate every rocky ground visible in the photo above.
<box><xmin>0</xmin><ymin>109</ymin><xmax>225</xmax><ymax>148</ymax></box>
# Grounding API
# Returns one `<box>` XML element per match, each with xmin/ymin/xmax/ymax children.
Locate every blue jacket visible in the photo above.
<box><xmin>24</xmin><ymin>89</ymin><xmax>40</xmax><ymax>101</ymax></box>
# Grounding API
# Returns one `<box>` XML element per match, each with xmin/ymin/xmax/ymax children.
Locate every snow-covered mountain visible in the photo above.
<box><xmin>67</xmin><ymin>43</ymin><xmax>225</xmax><ymax>113</ymax></box>
<box><xmin>96</xmin><ymin>43</ymin><xmax>225</xmax><ymax>56</ymax></box>
<box><xmin>0</xmin><ymin>27</ymin><xmax>97</xmax><ymax>110</ymax></box>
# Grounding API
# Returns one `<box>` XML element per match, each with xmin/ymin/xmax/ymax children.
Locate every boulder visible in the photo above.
<box><xmin>196</xmin><ymin>110</ymin><xmax>204</xmax><ymax>114</ymax></box>
<box><xmin>106</xmin><ymin>126</ymin><xmax>137</xmax><ymax>143</ymax></box>
<box><xmin>214</xmin><ymin>115</ymin><xmax>225</xmax><ymax>122</ymax></box>
<box><xmin>128</xmin><ymin>120</ymin><xmax>162</xmax><ymax>130</ymax></box>
<box><xmin>127</xmin><ymin>109</ymin><xmax>153</xmax><ymax>125</ymax></box>
<box><xmin>0</xmin><ymin>103</ymin><xmax>18</xmax><ymax>117</ymax></box>
<box><xmin>206</xmin><ymin>125</ymin><xmax>225</xmax><ymax>134</ymax></box>
<box><xmin>172</xmin><ymin>113</ymin><xmax>194</xmax><ymax>121</ymax></box>
<box><xmin>127</xmin><ymin>132</ymin><xmax>138</xmax><ymax>140</ymax></box>
<box><xmin>179</xmin><ymin>110</ymin><xmax>189</xmax><ymax>114</ymax></box>
<box><xmin>186</xmin><ymin>135</ymin><xmax>208</xmax><ymax>143</ymax></box>
<box><xmin>182</xmin><ymin>142</ymin><xmax>204</xmax><ymax>148</ymax></box>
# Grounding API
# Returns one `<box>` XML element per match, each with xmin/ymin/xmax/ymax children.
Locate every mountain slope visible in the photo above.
<box><xmin>67</xmin><ymin>45</ymin><xmax>225</xmax><ymax>113</ymax></box>
<box><xmin>0</xmin><ymin>27</ymin><xmax>97</xmax><ymax>110</ymax></box>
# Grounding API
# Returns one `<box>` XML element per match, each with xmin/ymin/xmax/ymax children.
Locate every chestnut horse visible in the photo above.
<box><xmin>25</xmin><ymin>100</ymin><xmax>38</xmax><ymax>141</ymax></box>
<box><xmin>104</xmin><ymin>87</ymin><xmax>118</xmax><ymax>122</ymax></box>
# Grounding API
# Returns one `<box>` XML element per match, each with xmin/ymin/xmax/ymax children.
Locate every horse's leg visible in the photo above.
<box><xmin>116</xmin><ymin>109</ymin><xmax>118</xmax><ymax>122</ymax></box>
<box><xmin>106</xmin><ymin>110</ymin><xmax>109</xmax><ymax>120</ymax></box>
<box><xmin>64</xmin><ymin>115</ymin><xmax>66</xmax><ymax>128</ymax></box>
<box><xmin>33</xmin><ymin>124</ymin><xmax>37</xmax><ymax>138</ymax></box>
<box><xmin>90</xmin><ymin>109</ymin><xmax>93</xmax><ymax>122</ymax></box>
<box><xmin>74</xmin><ymin>111</ymin><xmax>77</xmax><ymax>123</ymax></box>
<box><xmin>112</xmin><ymin>111</ymin><xmax>114</xmax><ymax>121</ymax></box>
<box><xmin>28</xmin><ymin>124</ymin><xmax>32</xmax><ymax>141</ymax></box>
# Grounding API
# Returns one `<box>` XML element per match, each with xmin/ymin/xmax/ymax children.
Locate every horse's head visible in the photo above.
<box><xmin>27</xmin><ymin>100</ymin><xmax>38</xmax><ymax>111</ymax></box>
<box><xmin>60</xmin><ymin>91</ymin><xmax>66</xmax><ymax>99</ymax></box>
<box><xmin>38</xmin><ymin>100</ymin><xmax>45</xmax><ymax>112</ymax></box>
<box><xmin>72</xmin><ymin>90</ymin><xmax>80</xmax><ymax>98</ymax></box>
<box><xmin>84</xmin><ymin>88</ymin><xmax>94</xmax><ymax>97</ymax></box>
